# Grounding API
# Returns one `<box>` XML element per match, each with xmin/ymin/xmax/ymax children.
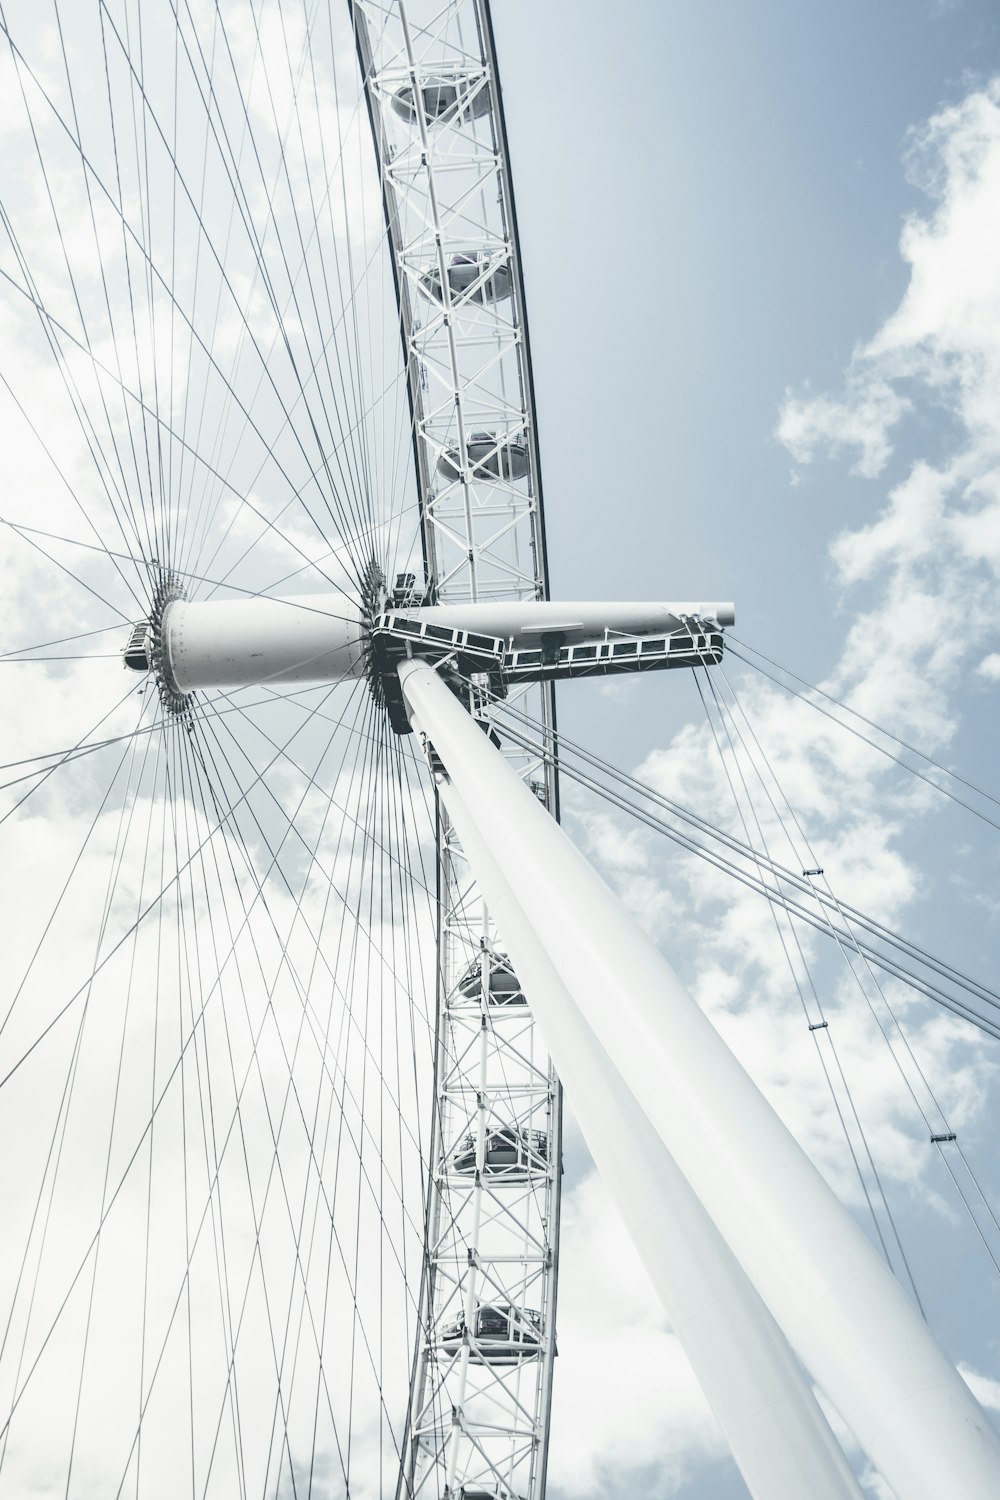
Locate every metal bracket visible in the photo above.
<box><xmin>371</xmin><ymin>612</ymin><xmax>506</xmax><ymax>733</ymax></box>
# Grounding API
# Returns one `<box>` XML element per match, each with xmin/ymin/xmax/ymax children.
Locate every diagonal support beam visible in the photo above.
<box><xmin>398</xmin><ymin>656</ymin><xmax>1000</xmax><ymax>1500</ymax></box>
<box><xmin>444</xmin><ymin>782</ymin><xmax>863</xmax><ymax>1500</ymax></box>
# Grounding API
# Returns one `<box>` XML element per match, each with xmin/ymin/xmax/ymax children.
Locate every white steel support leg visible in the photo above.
<box><xmin>445</xmin><ymin>790</ymin><xmax>860</xmax><ymax>1498</ymax></box>
<box><xmin>398</xmin><ymin>658</ymin><xmax>1000</xmax><ymax>1500</ymax></box>
<box><xmin>445</xmin><ymin>785</ymin><xmax>863</xmax><ymax>1500</ymax></box>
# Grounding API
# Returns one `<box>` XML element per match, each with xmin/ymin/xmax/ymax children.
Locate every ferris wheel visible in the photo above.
<box><xmin>0</xmin><ymin>3</ymin><xmax>562</xmax><ymax>1494</ymax></box>
<box><xmin>1</xmin><ymin>5</ymin><xmax>1000</xmax><ymax>1500</ymax></box>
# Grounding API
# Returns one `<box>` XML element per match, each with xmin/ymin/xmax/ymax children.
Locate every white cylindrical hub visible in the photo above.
<box><xmin>400</xmin><ymin>658</ymin><xmax>1000</xmax><ymax>1500</ymax></box>
<box><xmin>162</xmin><ymin>593</ymin><xmax>366</xmax><ymax>692</ymax></box>
<box><xmin>445</xmin><ymin>785</ymin><xmax>862</xmax><ymax>1500</ymax></box>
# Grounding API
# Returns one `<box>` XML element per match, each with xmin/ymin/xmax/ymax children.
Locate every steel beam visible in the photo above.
<box><xmin>399</xmin><ymin>656</ymin><xmax>1000</xmax><ymax>1500</ymax></box>
<box><xmin>444</xmin><ymin>782</ymin><xmax>863</xmax><ymax>1500</ymax></box>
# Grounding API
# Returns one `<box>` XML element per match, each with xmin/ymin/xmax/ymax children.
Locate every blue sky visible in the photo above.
<box><xmin>490</xmin><ymin>4</ymin><xmax>1000</xmax><ymax>1495</ymax></box>
<box><xmin>499</xmin><ymin>0</ymin><xmax>998</xmax><ymax>635</ymax></box>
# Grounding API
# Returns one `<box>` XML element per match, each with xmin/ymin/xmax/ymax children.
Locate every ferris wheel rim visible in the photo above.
<box><xmin>352</xmin><ymin>5</ymin><xmax>565</xmax><ymax>1494</ymax></box>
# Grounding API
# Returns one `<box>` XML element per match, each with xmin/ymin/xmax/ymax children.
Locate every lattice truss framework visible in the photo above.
<box><xmin>353</xmin><ymin>4</ymin><xmax>562</xmax><ymax>1498</ymax></box>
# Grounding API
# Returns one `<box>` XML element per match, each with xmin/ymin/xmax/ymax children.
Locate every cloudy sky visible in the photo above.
<box><xmin>491</xmin><ymin>2</ymin><xmax>1000</xmax><ymax>1495</ymax></box>
<box><xmin>2</xmin><ymin>1</ymin><xmax>1000</xmax><ymax>1497</ymax></box>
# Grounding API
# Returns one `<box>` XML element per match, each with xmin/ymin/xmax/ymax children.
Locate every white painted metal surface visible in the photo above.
<box><xmin>405</xmin><ymin>599</ymin><xmax>736</xmax><ymax>644</ymax></box>
<box><xmin>158</xmin><ymin>594</ymin><xmax>734</xmax><ymax>696</ymax></box>
<box><xmin>399</xmin><ymin>655</ymin><xmax>1000</xmax><ymax>1500</ymax></box>
<box><xmin>162</xmin><ymin>594</ymin><xmax>365</xmax><ymax>691</ymax></box>
<box><xmin>444</xmin><ymin>784</ymin><xmax>863</xmax><ymax>1500</ymax></box>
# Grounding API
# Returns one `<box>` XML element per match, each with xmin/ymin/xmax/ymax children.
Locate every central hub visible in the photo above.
<box><xmin>122</xmin><ymin>587</ymin><xmax>734</xmax><ymax>731</ymax></box>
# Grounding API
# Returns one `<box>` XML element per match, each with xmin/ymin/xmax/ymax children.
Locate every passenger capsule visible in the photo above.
<box><xmin>438</xmin><ymin>431</ymin><xmax>529</xmax><ymax>483</ymax></box>
<box><xmin>452</xmin><ymin>1127</ymin><xmax>548</xmax><ymax>1178</ymax></box>
<box><xmin>439</xmin><ymin>1304</ymin><xmax>542</xmax><ymax>1364</ymax></box>
<box><xmin>419</xmin><ymin>251</ymin><xmax>512</xmax><ymax>307</ymax></box>
<box><xmin>390</xmin><ymin>571</ymin><xmax>426</xmax><ymax>609</ymax></box>
<box><xmin>123</xmin><ymin>622</ymin><xmax>151</xmax><ymax>672</ymax></box>
<box><xmin>390</xmin><ymin>77</ymin><xmax>490</xmax><ymax>125</ymax></box>
<box><xmin>458</xmin><ymin>952</ymin><xmax>526</xmax><ymax>1006</ymax></box>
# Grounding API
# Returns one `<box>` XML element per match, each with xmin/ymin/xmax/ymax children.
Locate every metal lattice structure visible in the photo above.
<box><xmin>353</xmin><ymin>5</ymin><xmax>562</xmax><ymax>1496</ymax></box>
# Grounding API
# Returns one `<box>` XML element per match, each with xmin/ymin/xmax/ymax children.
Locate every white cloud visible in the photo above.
<box><xmin>779</xmin><ymin>78</ymin><xmax>1000</xmax><ymax>478</ymax></box>
<box><xmin>775</xmin><ymin>81</ymin><xmax>1000</xmax><ymax>763</ymax></box>
<box><xmin>961</xmin><ymin>1364</ymin><xmax>1000</xmax><ymax>1413</ymax></box>
<box><xmin>547</xmin><ymin>1167</ymin><xmax>728</xmax><ymax>1498</ymax></box>
<box><xmin>870</xmin><ymin>82</ymin><xmax>1000</xmax><ymax>455</ymax></box>
<box><xmin>560</xmin><ymin>69</ymin><xmax>1000</xmax><ymax>1497</ymax></box>
<box><xmin>777</xmin><ymin>378</ymin><xmax>910</xmax><ymax>478</ymax></box>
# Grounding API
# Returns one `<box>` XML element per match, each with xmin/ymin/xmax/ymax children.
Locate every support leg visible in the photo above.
<box><xmin>399</xmin><ymin>658</ymin><xmax>1000</xmax><ymax>1500</ymax></box>
<box><xmin>446</xmin><ymin>785</ymin><xmax>863</xmax><ymax>1500</ymax></box>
